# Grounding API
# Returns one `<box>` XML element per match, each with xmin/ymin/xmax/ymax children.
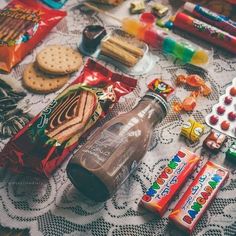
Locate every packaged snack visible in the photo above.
<box><xmin>0</xmin><ymin>59</ymin><xmax>137</xmax><ymax>177</ymax></box>
<box><xmin>226</xmin><ymin>142</ymin><xmax>236</xmax><ymax>162</ymax></box>
<box><xmin>181</xmin><ymin>118</ymin><xmax>204</xmax><ymax>142</ymax></box>
<box><xmin>173</xmin><ymin>12</ymin><xmax>236</xmax><ymax>54</ymax></box>
<box><xmin>0</xmin><ymin>0</ymin><xmax>66</xmax><ymax>73</ymax></box>
<box><xmin>130</xmin><ymin>1</ymin><xmax>145</xmax><ymax>14</ymax></box>
<box><xmin>41</xmin><ymin>0</ymin><xmax>68</xmax><ymax>9</ymax></box>
<box><xmin>0</xmin><ymin>78</ymin><xmax>31</xmax><ymax>139</ymax></box>
<box><xmin>203</xmin><ymin>130</ymin><xmax>227</xmax><ymax>153</ymax></box>
<box><xmin>151</xmin><ymin>3</ymin><xmax>169</xmax><ymax>18</ymax></box>
<box><xmin>169</xmin><ymin>161</ymin><xmax>229</xmax><ymax>233</ymax></box>
<box><xmin>205</xmin><ymin>78</ymin><xmax>236</xmax><ymax>138</ymax></box>
<box><xmin>140</xmin><ymin>148</ymin><xmax>200</xmax><ymax>216</ymax></box>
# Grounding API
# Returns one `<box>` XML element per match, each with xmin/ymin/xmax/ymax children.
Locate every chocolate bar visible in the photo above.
<box><xmin>169</xmin><ymin>161</ymin><xmax>229</xmax><ymax>233</ymax></box>
<box><xmin>140</xmin><ymin>148</ymin><xmax>200</xmax><ymax>216</ymax></box>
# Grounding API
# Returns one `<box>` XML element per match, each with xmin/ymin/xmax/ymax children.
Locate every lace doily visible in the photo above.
<box><xmin>0</xmin><ymin>0</ymin><xmax>236</xmax><ymax>235</ymax></box>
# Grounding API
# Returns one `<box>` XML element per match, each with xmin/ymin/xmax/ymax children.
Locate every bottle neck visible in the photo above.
<box><xmin>132</xmin><ymin>93</ymin><xmax>167</xmax><ymax>127</ymax></box>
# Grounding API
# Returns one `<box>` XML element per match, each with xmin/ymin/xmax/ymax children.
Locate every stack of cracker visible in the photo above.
<box><xmin>23</xmin><ymin>45</ymin><xmax>82</xmax><ymax>94</ymax></box>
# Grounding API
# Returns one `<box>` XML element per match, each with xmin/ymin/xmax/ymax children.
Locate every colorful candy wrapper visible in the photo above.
<box><xmin>203</xmin><ymin>130</ymin><xmax>227</xmax><ymax>153</ymax></box>
<box><xmin>0</xmin><ymin>0</ymin><xmax>66</xmax><ymax>73</ymax></box>
<box><xmin>0</xmin><ymin>59</ymin><xmax>137</xmax><ymax>177</ymax></box>
<box><xmin>181</xmin><ymin>118</ymin><xmax>204</xmax><ymax>142</ymax></box>
<box><xmin>148</xmin><ymin>79</ymin><xmax>174</xmax><ymax>101</ymax></box>
<box><xmin>140</xmin><ymin>148</ymin><xmax>200</xmax><ymax>216</ymax></box>
<box><xmin>40</xmin><ymin>0</ymin><xmax>68</xmax><ymax>9</ymax></box>
<box><xmin>169</xmin><ymin>161</ymin><xmax>229</xmax><ymax>233</ymax></box>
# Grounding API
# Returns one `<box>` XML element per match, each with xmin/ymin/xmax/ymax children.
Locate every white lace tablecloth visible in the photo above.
<box><xmin>0</xmin><ymin>0</ymin><xmax>236</xmax><ymax>235</ymax></box>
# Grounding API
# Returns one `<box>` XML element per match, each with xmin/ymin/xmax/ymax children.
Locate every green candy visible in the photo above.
<box><xmin>226</xmin><ymin>142</ymin><xmax>236</xmax><ymax>162</ymax></box>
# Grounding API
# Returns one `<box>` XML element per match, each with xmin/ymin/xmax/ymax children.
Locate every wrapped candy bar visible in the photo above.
<box><xmin>0</xmin><ymin>59</ymin><xmax>137</xmax><ymax>177</ymax></box>
<box><xmin>0</xmin><ymin>0</ymin><xmax>66</xmax><ymax>73</ymax></box>
<box><xmin>140</xmin><ymin>148</ymin><xmax>200</xmax><ymax>216</ymax></box>
<box><xmin>169</xmin><ymin>161</ymin><xmax>229</xmax><ymax>233</ymax></box>
<box><xmin>203</xmin><ymin>130</ymin><xmax>227</xmax><ymax>153</ymax></box>
<box><xmin>181</xmin><ymin>118</ymin><xmax>204</xmax><ymax>142</ymax></box>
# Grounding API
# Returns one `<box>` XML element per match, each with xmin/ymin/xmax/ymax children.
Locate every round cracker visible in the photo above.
<box><xmin>23</xmin><ymin>63</ymin><xmax>69</xmax><ymax>94</ymax></box>
<box><xmin>36</xmin><ymin>45</ymin><xmax>82</xmax><ymax>75</ymax></box>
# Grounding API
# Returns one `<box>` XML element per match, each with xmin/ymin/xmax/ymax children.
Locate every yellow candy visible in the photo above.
<box><xmin>122</xmin><ymin>18</ymin><xmax>146</xmax><ymax>38</ymax></box>
<box><xmin>181</xmin><ymin>118</ymin><xmax>204</xmax><ymax>142</ymax></box>
<box><xmin>191</xmin><ymin>50</ymin><xmax>209</xmax><ymax>65</ymax></box>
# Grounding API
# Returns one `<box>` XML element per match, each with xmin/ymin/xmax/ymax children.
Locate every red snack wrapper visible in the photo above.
<box><xmin>0</xmin><ymin>0</ymin><xmax>66</xmax><ymax>73</ymax></box>
<box><xmin>173</xmin><ymin>12</ymin><xmax>236</xmax><ymax>54</ymax></box>
<box><xmin>140</xmin><ymin>148</ymin><xmax>200</xmax><ymax>216</ymax></box>
<box><xmin>0</xmin><ymin>59</ymin><xmax>137</xmax><ymax>176</ymax></box>
<box><xmin>169</xmin><ymin>161</ymin><xmax>229</xmax><ymax>233</ymax></box>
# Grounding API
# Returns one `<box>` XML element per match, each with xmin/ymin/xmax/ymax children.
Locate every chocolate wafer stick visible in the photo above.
<box><xmin>2</xmin><ymin>19</ymin><xmax>25</xmax><ymax>41</ymax></box>
<box><xmin>0</xmin><ymin>17</ymin><xmax>12</xmax><ymax>38</ymax></box>
<box><xmin>5</xmin><ymin>19</ymin><xmax>28</xmax><ymax>41</ymax></box>
<box><xmin>0</xmin><ymin>18</ymin><xmax>18</xmax><ymax>40</ymax></box>
<box><xmin>10</xmin><ymin>21</ymin><xmax>33</xmax><ymax>41</ymax></box>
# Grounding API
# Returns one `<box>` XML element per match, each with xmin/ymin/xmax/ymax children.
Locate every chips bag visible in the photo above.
<box><xmin>0</xmin><ymin>0</ymin><xmax>66</xmax><ymax>73</ymax></box>
<box><xmin>0</xmin><ymin>59</ymin><xmax>137</xmax><ymax>177</ymax></box>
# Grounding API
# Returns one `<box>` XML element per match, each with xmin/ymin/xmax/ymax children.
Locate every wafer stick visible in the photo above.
<box><xmin>2</xmin><ymin>18</ymin><xmax>25</xmax><ymax>41</ymax></box>
<box><xmin>0</xmin><ymin>17</ymin><xmax>12</xmax><ymax>37</ymax></box>
<box><xmin>101</xmin><ymin>40</ymin><xmax>139</xmax><ymax>67</ymax></box>
<box><xmin>12</xmin><ymin>21</ymin><xmax>33</xmax><ymax>41</ymax></box>
<box><xmin>106</xmin><ymin>36</ymin><xmax>144</xmax><ymax>57</ymax></box>
<box><xmin>0</xmin><ymin>18</ymin><xmax>17</xmax><ymax>40</ymax></box>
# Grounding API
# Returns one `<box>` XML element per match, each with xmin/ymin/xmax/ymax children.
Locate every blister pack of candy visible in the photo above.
<box><xmin>205</xmin><ymin>78</ymin><xmax>236</xmax><ymax>138</ymax></box>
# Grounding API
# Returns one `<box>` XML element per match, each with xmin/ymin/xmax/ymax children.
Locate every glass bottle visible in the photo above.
<box><xmin>67</xmin><ymin>91</ymin><xmax>168</xmax><ymax>202</ymax></box>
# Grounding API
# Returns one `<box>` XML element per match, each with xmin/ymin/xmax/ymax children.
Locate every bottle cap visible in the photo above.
<box><xmin>145</xmin><ymin>91</ymin><xmax>168</xmax><ymax>114</ymax></box>
<box><xmin>184</xmin><ymin>2</ymin><xmax>196</xmax><ymax>13</ymax></box>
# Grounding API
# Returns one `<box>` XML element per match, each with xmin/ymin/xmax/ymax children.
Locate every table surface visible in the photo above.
<box><xmin>0</xmin><ymin>1</ymin><xmax>236</xmax><ymax>236</ymax></box>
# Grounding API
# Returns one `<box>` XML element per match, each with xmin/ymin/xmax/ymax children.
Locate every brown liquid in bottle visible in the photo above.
<box><xmin>67</xmin><ymin>93</ymin><xmax>167</xmax><ymax>201</ymax></box>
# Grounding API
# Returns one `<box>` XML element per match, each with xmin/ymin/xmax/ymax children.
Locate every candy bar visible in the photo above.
<box><xmin>226</xmin><ymin>142</ymin><xmax>236</xmax><ymax>162</ymax></box>
<box><xmin>203</xmin><ymin>130</ymin><xmax>227</xmax><ymax>153</ymax></box>
<box><xmin>181</xmin><ymin>118</ymin><xmax>204</xmax><ymax>142</ymax></box>
<box><xmin>0</xmin><ymin>59</ymin><xmax>137</xmax><ymax>176</ymax></box>
<box><xmin>140</xmin><ymin>148</ymin><xmax>200</xmax><ymax>216</ymax></box>
<box><xmin>169</xmin><ymin>161</ymin><xmax>229</xmax><ymax>233</ymax></box>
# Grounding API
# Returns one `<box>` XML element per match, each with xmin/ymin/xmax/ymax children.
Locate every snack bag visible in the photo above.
<box><xmin>0</xmin><ymin>59</ymin><xmax>137</xmax><ymax>176</ymax></box>
<box><xmin>0</xmin><ymin>0</ymin><xmax>66</xmax><ymax>73</ymax></box>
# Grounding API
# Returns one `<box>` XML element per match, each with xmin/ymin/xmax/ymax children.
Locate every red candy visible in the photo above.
<box><xmin>224</xmin><ymin>96</ymin><xmax>233</xmax><ymax>105</ymax></box>
<box><xmin>230</xmin><ymin>87</ymin><xmax>236</xmax><ymax>96</ymax></box>
<box><xmin>210</xmin><ymin>115</ymin><xmax>219</xmax><ymax>125</ymax></box>
<box><xmin>140</xmin><ymin>12</ymin><xmax>156</xmax><ymax>25</ymax></box>
<box><xmin>228</xmin><ymin>111</ymin><xmax>236</xmax><ymax>121</ymax></box>
<box><xmin>217</xmin><ymin>106</ymin><xmax>226</xmax><ymax>115</ymax></box>
<box><xmin>221</xmin><ymin>120</ymin><xmax>230</xmax><ymax>130</ymax></box>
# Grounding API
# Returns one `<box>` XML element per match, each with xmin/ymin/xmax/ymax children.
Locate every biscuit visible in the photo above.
<box><xmin>23</xmin><ymin>63</ymin><xmax>68</xmax><ymax>94</ymax></box>
<box><xmin>36</xmin><ymin>45</ymin><xmax>82</xmax><ymax>75</ymax></box>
